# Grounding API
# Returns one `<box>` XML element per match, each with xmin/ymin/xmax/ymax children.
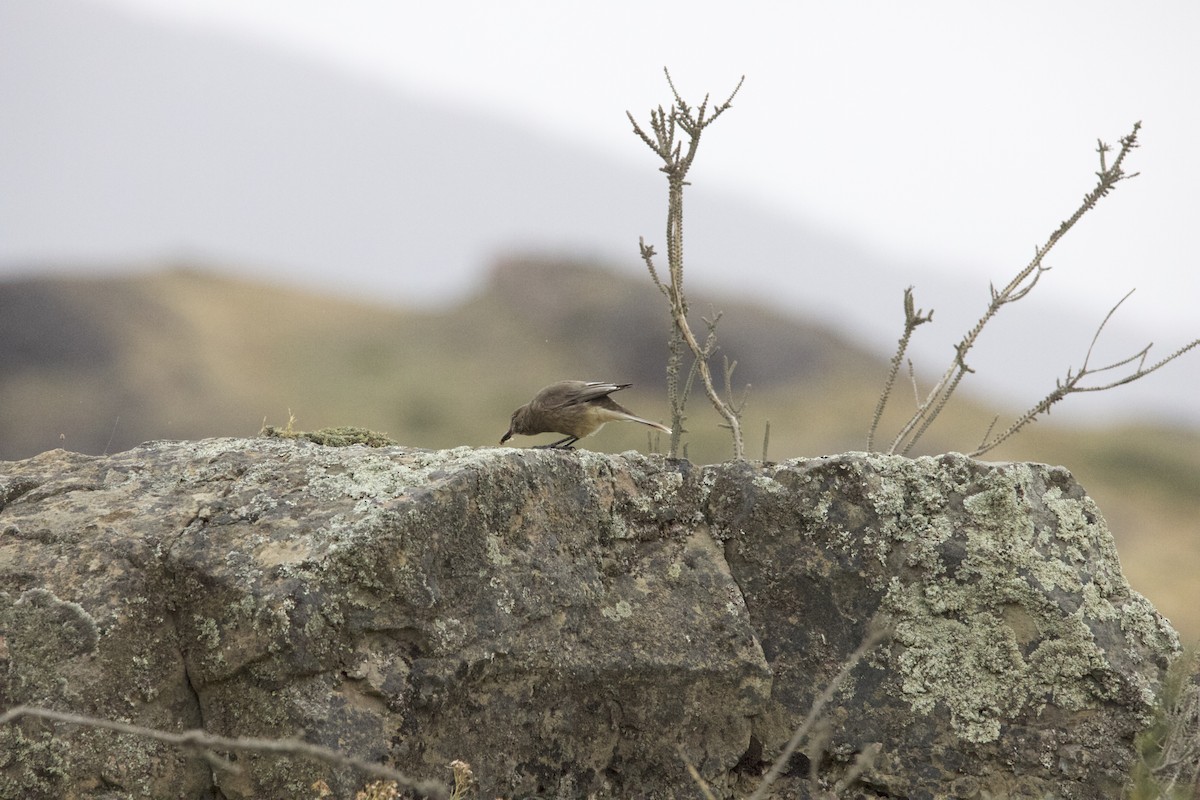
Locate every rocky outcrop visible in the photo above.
<box><xmin>0</xmin><ymin>439</ymin><xmax>1177</xmax><ymax>798</ymax></box>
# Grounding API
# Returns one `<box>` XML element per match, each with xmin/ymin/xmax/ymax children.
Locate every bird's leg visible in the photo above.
<box><xmin>535</xmin><ymin>435</ymin><xmax>579</xmax><ymax>449</ymax></box>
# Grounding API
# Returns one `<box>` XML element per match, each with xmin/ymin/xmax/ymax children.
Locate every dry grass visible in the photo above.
<box><xmin>1128</xmin><ymin>648</ymin><xmax>1200</xmax><ymax>799</ymax></box>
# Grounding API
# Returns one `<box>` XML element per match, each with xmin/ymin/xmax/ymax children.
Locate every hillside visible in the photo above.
<box><xmin>0</xmin><ymin>258</ymin><xmax>886</xmax><ymax>459</ymax></box>
<box><xmin>0</xmin><ymin>259</ymin><xmax>1197</xmax><ymax>639</ymax></box>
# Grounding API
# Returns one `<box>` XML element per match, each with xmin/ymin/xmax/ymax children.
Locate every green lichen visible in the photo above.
<box><xmin>10</xmin><ymin>588</ymin><xmax>100</xmax><ymax>658</ymax></box>
<box><xmin>601</xmin><ymin>600</ymin><xmax>634</xmax><ymax>621</ymax></box>
<box><xmin>260</xmin><ymin>425</ymin><xmax>398</xmax><ymax>447</ymax></box>
<box><xmin>2</xmin><ymin>588</ymin><xmax>101</xmax><ymax>704</ymax></box>
<box><xmin>0</xmin><ymin>726</ymin><xmax>70</xmax><ymax>797</ymax></box>
<box><xmin>873</xmin><ymin>457</ymin><xmax>1175</xmax><ymax>743</ymax></box>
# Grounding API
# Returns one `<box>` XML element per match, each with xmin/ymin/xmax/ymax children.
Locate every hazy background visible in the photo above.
<box><xmin>3</xmin><ymin>0</ymin><xmax>1198</xmax><ymax>419</ymax></box>
<box><xmin>2</xmin><ymin>0</ymin><xmax>1198</xmax><ymax>634</ymax></box>
<box><xmin>22</xmin><ymin>0</ymin><xmax>1199</xmax><ymax>320</ymax></box>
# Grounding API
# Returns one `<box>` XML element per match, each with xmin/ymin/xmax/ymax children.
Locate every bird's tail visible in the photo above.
<box><xmin>620</xmin><ymin>413</ymin><xmax>671</xmax><ymax>434</ymax></box>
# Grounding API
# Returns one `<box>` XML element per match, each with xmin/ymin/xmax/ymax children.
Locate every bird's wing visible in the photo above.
<box><xmin>567</xmin><ymin>381</ymin><xmax>632</xmax><ymax>406</ymax></box>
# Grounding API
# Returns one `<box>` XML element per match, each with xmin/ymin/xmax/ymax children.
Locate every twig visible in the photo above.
<box><xmin>867</xmin><ymin>287</ymin><xmax>932</xmax><ymax>451</ymax></box>
<box><xmin>970</xmin><ymin>290</ymin><xmax>1199</xmax><ymax>456</ymax></box>
<box><xmin>677</xmin><ymin>745</ymin><xmax>720</xmax><ymax>800</ymax></box>
<box><xmin>747</xmin><ymin>616</ymin><xmax>893</xmax><ymax>800</ymax></box>
<box><xmin>0</xmin><ymin>705</ymin><xmax>448</xmax><ymax>799</ymax></box>
<box><xmin>831</xmin><ymin>743</ymin><xmax>883</xmax><ymax>795</ymax></box>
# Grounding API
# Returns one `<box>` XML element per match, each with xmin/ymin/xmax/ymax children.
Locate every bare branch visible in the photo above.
<box><xmin>631</xmin><ymin>69</ymin><xmax>747</xmax><ymax>459</ymax></box>
<box><xmin>970</xmin><ymin>291</ymin><xmax>1199</xmax><ymax>456</ymax></box>
<box><xmin>0</xmin><ymin>705</ymin><xmax>449</xmax><ymax>799</ymax></box>
<box><xmin>868</xmin><ymin>286</ymin><xmax>932</xmax><ymax>451</ymax></box>
<box><xmin>638</xmin><ymin>238</ymin><xmax>670</xmax><ymax>300</ymax></box>
<box><xmin>832</xmin><ymin>743</ymin><xmax>884</xmax><ymax>795</ymax></box>
<box><xmin>677</xmin><ymin>745</ymin><xmax>720</xmax><ymax>800</ymax></box>
<box><xmin>976</xmin><ymin>415</ymin><xmax>1000</xmax><ymax>453</ymax></box>
<box><xmin>747</xmin><ymin>616</ymin><xmax>893</xmax><ymax>800</ymax></box>
<box><xmin>1080</xmin><ymin>288</ymin><xmax>1137</xmax><ymax>371</ymax></box>
<box><xmin>881</xmin><ymin>122</ymin><xmax>1147</xmax><ymax>454</ymax></box>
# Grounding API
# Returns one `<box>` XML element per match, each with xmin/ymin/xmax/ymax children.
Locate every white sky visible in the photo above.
<box><xmin>91</xmin><ymin>0</ymin><xmax>1199</xmax><ymax>340</ymax></box>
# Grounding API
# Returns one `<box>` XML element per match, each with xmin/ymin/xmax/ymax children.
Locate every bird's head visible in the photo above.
<box><xmin>499</xmin><ymin>405</ymin><xmax>528</xmax><ymax>444</ymax></box>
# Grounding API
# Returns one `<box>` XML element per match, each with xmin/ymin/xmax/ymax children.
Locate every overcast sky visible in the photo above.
<box><xmin>86</xmin><ymin>0</ymin><xmax>1200</xmax><ymax>343</ymax></box>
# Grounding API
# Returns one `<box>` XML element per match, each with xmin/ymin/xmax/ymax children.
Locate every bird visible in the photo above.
<box><xmin>500</xmin><ymin>381</ymin><xmax>671</xmax><ymax>449</ymax></box>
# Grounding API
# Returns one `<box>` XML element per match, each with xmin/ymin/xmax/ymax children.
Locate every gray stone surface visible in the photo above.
<box><xmin>0</xmin><ymin>439</ymin><xmax>1178</xmax><ymax>798</ymax></box>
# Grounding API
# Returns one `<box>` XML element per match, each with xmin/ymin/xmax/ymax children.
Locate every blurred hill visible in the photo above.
<box><xmin>3</xmin><ymin>0</ymin><xmax>1197</xmax><ymax>428</ymax></box>
<box><xmin>0</xmin><ymin>258</ymin><xmax>886</xmax><ymax>460</ymax></box>
<box><xmin>0</xmin><ymin>259</ymin><xmax>1197</xmax><ymax>640</ymax></box>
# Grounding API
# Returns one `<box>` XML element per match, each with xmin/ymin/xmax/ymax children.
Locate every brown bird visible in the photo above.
<box><xmin>500</xmin><ymin>381</ymin><xmax>671</xmax><ymax>449</ymax></box>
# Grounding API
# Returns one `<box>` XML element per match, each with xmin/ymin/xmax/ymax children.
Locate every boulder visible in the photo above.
<box><xmin>0</xmin><ymin>439</ymin><xmax>1176</xmax><ymax>798</ymax></box>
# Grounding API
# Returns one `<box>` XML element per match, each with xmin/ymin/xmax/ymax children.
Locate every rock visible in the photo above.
<box><xmin>0</xmin><ymin>439</ymin><xmax>1177</xmax><ymax>799</ymax></box>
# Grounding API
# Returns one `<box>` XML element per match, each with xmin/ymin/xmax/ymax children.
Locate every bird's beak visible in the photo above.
<box><xmin>499</xmin><ymin>429</ymin><xmax>513</xmax><ymax>444</ymax></box>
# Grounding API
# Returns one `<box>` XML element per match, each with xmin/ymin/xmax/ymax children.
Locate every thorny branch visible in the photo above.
<box><xmin>870</xmin><ymin>122</ymin><xmax>1194</xmax><ymax>455</ymax></box>
<box><xmin>630</xmin><ymin>68</ymin><xmax>747</xmax><ymax>459</ymax></box>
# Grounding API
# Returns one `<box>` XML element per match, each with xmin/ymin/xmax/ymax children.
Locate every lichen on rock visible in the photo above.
<box><xmin>0</xmin><ymin>439</ymin><xmax>1176</xmax><ymax>798</ymax></box>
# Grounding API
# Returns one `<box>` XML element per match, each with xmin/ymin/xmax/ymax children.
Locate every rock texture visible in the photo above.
<box><xmin>0</xmin><ymin>438</ymin><xmax>1178</xmax><ymax>799</ymax></box>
